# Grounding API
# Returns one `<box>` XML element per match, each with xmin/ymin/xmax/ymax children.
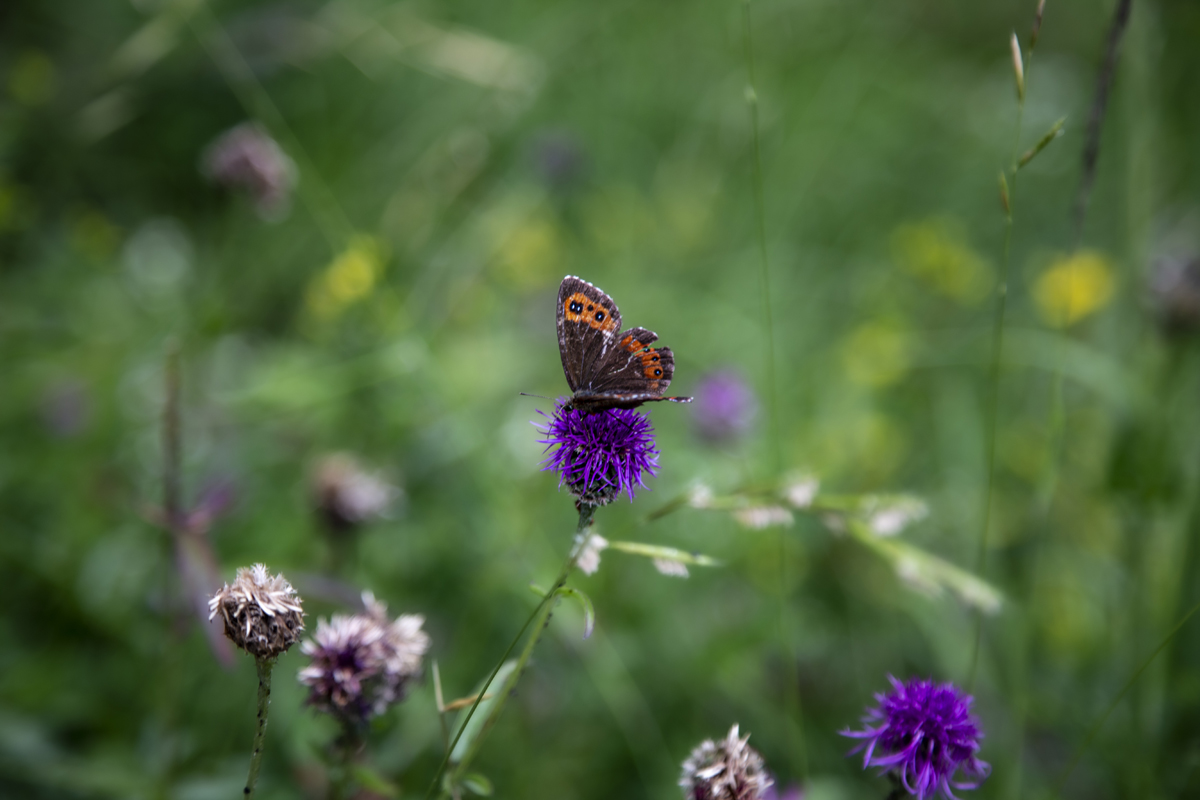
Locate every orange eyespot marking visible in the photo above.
<box><xmin>563</xmin><ymin>292</ymin><xmax>618</xmax><ymax>331</ymax></box>
<box><xmin>620</xmin><ymin>334</ymin><xmax>642</xmax><ymax>352</ymax></box>
<box><xmin>564</xmin><ymin>293</ymin><xmax>589</xmax><ymax>321</ymax></box>
<box><xmin>643</xmin><ymin>363</ymin><xmax>664</xmax><ymax>379</ymax></box>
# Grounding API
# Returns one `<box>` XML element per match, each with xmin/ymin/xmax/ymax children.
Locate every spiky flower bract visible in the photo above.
<box><xmin>679</xmin><ymin>724</ymin><xmax>773</xmax><ymax>800</ymax></box>
<box><xmin>841</xmin><ymin>676</ymin><xmax>989</xmax><ymax>800</ymax></box>
<box><xmin>208</xmin><ymin>563</ymin><xmax>305</xmax><ymax>659</ymax></box>
<box><xmin>298</xmin><ymin>592</ymin><xmax>429</xmax><ymax>727</ymax></box>
<box><xmin>536</xmin><ymin>402</ymin><xmax>660</xmax><ymax>506</ymax></box>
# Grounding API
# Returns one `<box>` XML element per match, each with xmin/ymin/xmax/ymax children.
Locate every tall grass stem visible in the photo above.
<box><xmin>967</xmin><ymin>23</ymin><xmax>1037</xmax><ymax>690</ymax></box>
<box><xmin>1053</xmin><ymin>596</ymin><xmax>1200</xmax><ymax>795</ymax></box>
<box><xmin>741</xmin><ymin>0</ymin><xmax>781</xmax><ymax>475</ymax></box>
<box><xmin>742</xmin><ymin>0</ymin><xmax>805</xmax><ymax>780</ymax></box>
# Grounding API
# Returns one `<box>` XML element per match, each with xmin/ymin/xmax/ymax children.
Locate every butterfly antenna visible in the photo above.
<box><xmin>519</xmin><ymin>392</ymin><xmax>552</xmax><ymax>401</ymax></box>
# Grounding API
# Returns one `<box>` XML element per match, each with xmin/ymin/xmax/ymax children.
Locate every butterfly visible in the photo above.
<box><xmin>556</xmin><ymin>275</ymin><xmax>693</xmax><ymax>413</ymax></box>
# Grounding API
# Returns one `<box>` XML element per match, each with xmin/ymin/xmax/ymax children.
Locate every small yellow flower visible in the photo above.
<box><xmin>841</xmin><ymin>322</ymin><xmax>911</xmax><ymax>388</ymax></box>
<box><xmin>1033</xmin><ymin>250</ymin><xmax>1115</xmax><ymax>327</ymax></box>
<box><xmin>892</xmin><ymin>218</ymin><xmax>992</xmax><ymax>304</ymax></box>
<box><xmin>306</xmin><ymin>235</ymin><xmax>387</xmax><ymax>320</ymax></box>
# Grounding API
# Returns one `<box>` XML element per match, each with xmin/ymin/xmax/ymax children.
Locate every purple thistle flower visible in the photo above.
<box><xmin>692</xmin><ymin>369</ymin><xmax>757</xmax><ymax>444</ymax></box>
<box><xmin>298</xmin><ymin>593</ymin><xmax>429</xmax><ymax>728</ymax></box>
<box><xmin>536</xmin><ymin>402</ymin><xmax>660</xmax><ymax>506</ymax></box>
<box><xmin>841</xmin><ymin>676</ymin><xmax>990</xmax><ymax>800</ymax></box>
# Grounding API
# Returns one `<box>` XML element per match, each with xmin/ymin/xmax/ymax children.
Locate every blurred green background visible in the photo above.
<box><xmin>4</xmin><ymin>0</ymin><xmax>1200</xmax><ymax>797</ymax></box>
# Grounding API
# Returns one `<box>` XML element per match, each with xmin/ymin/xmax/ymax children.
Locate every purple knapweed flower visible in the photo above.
<box><xmin>692</xmin><ymin>369</ymin><xmax>757</xmax><ymax>444</ymax></box>
<box><xmin>842</xmin><ymin>676</ymin><xmax>989</xmax><ymax>800</ymax></box>
<box><xmin>298</xmin><ymin>592</ymin><xmax>429</xmax><ymax>727</ymax></box>
<box><xmin>202</xmin><ymin>122</ymin><xmax>297</xmax><ymax>219</ymax></box>
<box><xmin>536</xmin><ymin>402</ymin><xmax>660</xmax><ymax>506</ymax></box>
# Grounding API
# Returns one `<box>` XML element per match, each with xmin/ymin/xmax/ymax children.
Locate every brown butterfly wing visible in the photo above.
<box><xmin>588</xmin><ymin>327</ymin><xmax>672</xmax><ymax>392</ymax></box>
<box><xmin>556</xmin><ymin>276</ymin><xmax>623</xmax><ymax>394</ymax></box>
<box><xmin>569</xmin><ymin>327</ymin><xmax>692</xmax><ymax>411</ymax></box>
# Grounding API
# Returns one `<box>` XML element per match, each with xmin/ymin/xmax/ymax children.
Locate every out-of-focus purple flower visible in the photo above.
<box><xmin>763</xmin><ymin>783</ymin><xmax>804</xmax><ymax>800</ymax></box>
<box><xmin>41</xmin><ymin>378</ymin><xmax>91</xmax><ymax>438</ymax></box>
<box><xmin>536</xmin><ymin>402</ymin><xmax>660</xmax><ymax>506</ymax></box>
<box><xmin>692</xmin><ymin>369</ymin><xmax>757</xmax><ymax>444</ymax></box>
<box><xmin>1149</xmin><ymin>255</ymin><xmax>1200</xmax><ymax>337</ymax></box>
<box><xmin>298</xmin><ymin>592</ymin><xmax>429</xmax><ymax>727</ymax></box>
<box><xmin>842</xmin><ymin>676</ymin><xmax>989</xmax><ymax>800</ymax></box>
<box><xmin>530</xmin><ymin>129</ymin><xmax>586</xmax><ymax>191</ymax></box>
<box><xmin>202</xmin><ymin>122</ymin><xmax>297</xmax><ymax>219</ymax></box>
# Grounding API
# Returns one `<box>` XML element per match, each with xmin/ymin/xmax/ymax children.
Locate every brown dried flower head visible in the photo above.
<box><xmin>680</xmin><ymin>724</ymin><xmax>773</xmax><ymax>800</ymax></box>
<box><xmin>208</xmin><ymin>563</ymin><xmax>305</xmax><ymax>659</ymax></box>
<box><xmin>298</xmin><ymin>591</ymin><xmax>430</xmax><ymax>724</ymax></box>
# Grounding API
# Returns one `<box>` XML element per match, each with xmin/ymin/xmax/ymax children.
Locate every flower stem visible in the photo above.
<box><xmin>423</xmin><ymin>505</ymin><xmax>596</xmax><ymax>799</ymax></box>
<box><xmin>245</xmin><ymin>656</ymin><xmax>276</xmax><ymax>799</ymax></box>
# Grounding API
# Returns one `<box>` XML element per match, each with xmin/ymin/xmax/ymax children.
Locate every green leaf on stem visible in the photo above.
<box><xmin>554</xmin><ymin>586</ymin><xmax>595</xmax><ymax>639</ymax></box>
<box><xmin>461</xmin><ymin>772</ymin><xmax>495</xmax><ymax>796</ymax></box>
<box><xmin>450</xmin><ymin>661</ymin><xmax>518</xmax><ymax>763</ymax></box>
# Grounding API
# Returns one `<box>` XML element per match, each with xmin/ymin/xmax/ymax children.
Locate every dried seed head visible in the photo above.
<box><xmin>312</xmin><ymin>453</ymin><xmax>398</xmax><ymax>534</ymax></box>
<box><xmin>208</xmin><ymin>564</ymin><xmax>305</xmax><ymax>659</ymax></box>
<box><xmin>680</xmin><ymin>724</ymin><xmax>773</xmax><ymax>800</ymax></box>
<box><xmin>1031</xmin><ymin>0</ymin><xmax>1047</xmax><ymax>48</ymax></box>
